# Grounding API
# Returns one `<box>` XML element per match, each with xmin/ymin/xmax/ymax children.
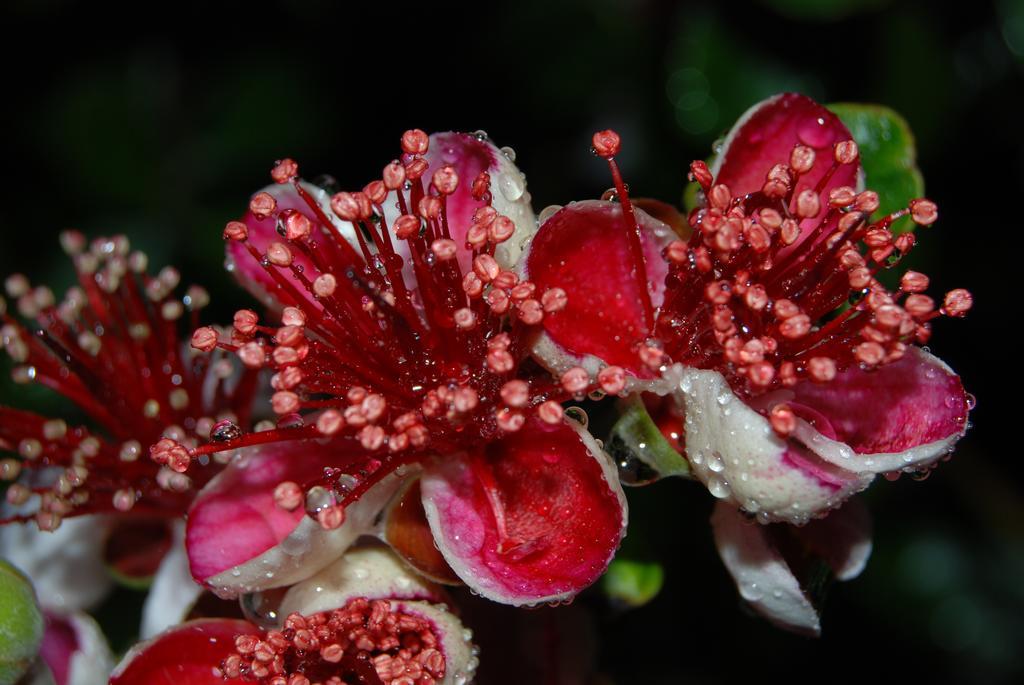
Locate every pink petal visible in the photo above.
<box><xmin>524</xmin><ymin>199</ymin><xmax>673</xmax><ymax>378</ymax></box>
<box><xmin>673</xmin><ymin>364</ymin><xmax>868</xmax><ymax>524</ymax></box>
<box><xmin>39</xmin><ymin>611</ymin><xmax>114</xmax><ymax>685</ymax></box>
<box><xmin>424</xmin><ymin>132</ymin><xmax>536</xmax><ymax>271</ymax></box>
<box><xmin>109</xmin><ymin>619</ymin><xmax>258</xmax><ymax>685</ymax></box>
<box><xmin>711</xmin><ymin>498</ymin><xmax>873</xmax><ymax>636</ymax></box>
<box><xmin>185</xmin><ymin>441</ymin><xmax>404</xmax><ymax>596</ymax></box>
<box><xmin>673</xmin><ymin>348</ymin><xmax>968</xmax><ymax>523</ymax></box>
<box><xmin>384</xmin><ymin>478</ymin><xmax>462</xmax><ymax>585</ymax></box>
<box><xmin>226</xmin><ymin>181</ymin><xmax>359</xmax><ymax>311</ymax></box>
<box><xmin>710</xmin><ymin>93</ymin><xmax>861</xmax><ymax>251</ymax></box>
<box><xmin>419</xmin><ymin>417</ymin><xmax>627</xmax><ymax>605</ymax></box>
<box><xmin>785</xmin><ymin>347</ymin><xmax>969</xmax><ymax>468</ymax></box>
<box><xmin>40</xmin><ymin>613</ymin><xmax>77</xmax><ymax>685</ymax></box>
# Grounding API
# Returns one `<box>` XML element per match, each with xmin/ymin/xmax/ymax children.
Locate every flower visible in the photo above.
<box><xmin>522</xmin><ymin>92</ymin><xmax>973</xmax><ymax>525</ymax></box>
<box><xmin>0</xmin><ymin>234</ymin><xmax>260</xmax><ymax>672</ymax></box>
<box><xmin>170</xmin><ymin>131</ymin><xmax>628</xmax><ymax>607</ymax></box>
<box><xmin>110</xmin><ymin>546</ymin><xmax>478</xmax><ymax>685</ymax></box>
<box><xmin>1</xmin><ymin>233</ymin><xmax>258</xmax><ymax>530</ymax></box>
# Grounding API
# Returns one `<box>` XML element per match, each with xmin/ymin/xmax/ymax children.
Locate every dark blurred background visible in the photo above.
<box><xmin>1</xmin><ymin>0</ymin><xmax>1021</xmax><ymax>683</ymax></box>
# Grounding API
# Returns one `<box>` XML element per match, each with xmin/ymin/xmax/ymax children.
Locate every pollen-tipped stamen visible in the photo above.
<box><xmin>219</xmin><ymin>599</ymin><xmax>447</xmax><ymax>685</ymax></box>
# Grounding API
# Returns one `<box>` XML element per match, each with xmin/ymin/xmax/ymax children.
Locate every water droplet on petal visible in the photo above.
<box><xmin>797</xmin><ymin>115</ymin><xmax>832</xmax><ymax>148</ymax></box>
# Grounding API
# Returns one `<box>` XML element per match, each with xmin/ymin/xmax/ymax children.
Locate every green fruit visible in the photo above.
<box><xmin>0</xmin><ymin>560</ymin><xmax>44</xmax><ymax>685</ymax></box>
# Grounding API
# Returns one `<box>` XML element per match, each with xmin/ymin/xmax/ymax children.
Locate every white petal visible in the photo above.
<box><xmin>277</xmin><ymin>545</ymin><xmax>444</xmax><ymax>617</ymax></box>
<box><xmin>0</xmin><ymin>516</ymin><xmax>112</xmax><ymax>612</ymax></box>
<box><xmin>64</xmin><ymin>612</ymin><xmax>115</xmax><ymax>685</ymax></box>
<box><xmin>674</xmin><ymin>365</ymin><xmax>870</xmax><ymax>524</ymax></box>
<box><xmin>794</xmin><ymin>497</ymin><xmax>873</xmax><ymax>582</ymax></box>
<box><xmin>711</xmin><ymin>502</ymin><xmax>820</xmax><ymax>636</ymax></box>
<box><xmin>140</xmin><ymin>522</ymin><xmax>202</xmax><ymax>639</ymax></box>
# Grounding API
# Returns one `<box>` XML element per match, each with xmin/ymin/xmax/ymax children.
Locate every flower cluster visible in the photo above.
<box><xmin>0</xmin><ymin>92</ymin><xmax>973</xmax><ymax>682</ymax></box>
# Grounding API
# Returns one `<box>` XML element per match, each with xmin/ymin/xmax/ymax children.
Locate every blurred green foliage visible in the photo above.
<box><xmin>0</xmin><ymin>0</ymin><xmax>1020</xmax><ymax>682</ymax></box>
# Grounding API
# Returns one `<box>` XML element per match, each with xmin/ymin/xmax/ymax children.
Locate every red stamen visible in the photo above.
<box><xmin>183</xmin><ymin>132</ymin><xmax>597</xmax><ymax>524</ymax></box>
<box><xmin>221</xmin><ymin>599</ymin><xmax>447</xmax><ymax>685</ymax></box>
<box><xmin>646</xmin><ymin>138</ymin><xmax>971</xmax><ymax>397</ymax></box>
<box><xmin>2</xmin><ymin>234</ymin><xmax>257</xmax><ymax>528</ymax></box>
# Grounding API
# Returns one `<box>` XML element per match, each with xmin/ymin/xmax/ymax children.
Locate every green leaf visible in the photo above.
<box><xmin>828</xmin><ymin>103</ymin><xmax>925</xmax><ymax>234</ymax></box>
<box><xmin>602</xmin><ymin>559</ymin><xmax>665</xmax><ymax>608</ymax></box>
<box><xmin>606</xmin><ymin>397</ymin><xmax>691</xmax><ymax>484</ymax></box>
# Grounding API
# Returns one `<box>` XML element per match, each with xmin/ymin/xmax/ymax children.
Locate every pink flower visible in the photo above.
<box><xmin>520</xmin><ymin>92</ymin><xmax>974</xmax><ymax>632</ymax></box>
<box><xmin>109</xmin><ymin>546</ymin><xmax>478</xmax><ymax>685</ymax></box>
<box><xmin>172</xmin><ymin>131</ymin><xmax>628</xmax><ymax>607</ymax></box>
<box><xmin>0</xmin><ymin>235</ymin><xmax>261</xmax><ymax>647</ymax></box>
<box><xmin>524</xmin><ymin>93</ymin><xmax>972</xmax><ymax>524</ymax></box>
<box><xmin>1</xmin><ymin>234</ymin><xmax>259</xmax><ymax>531</ymax></box>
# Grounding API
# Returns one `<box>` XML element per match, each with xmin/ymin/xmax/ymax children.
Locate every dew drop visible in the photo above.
<box><xmin>564</xmin><ymin>406</ymin><xmax>589</xmax><ymax>429</ymax></box>
<box><xmin>708</xmin><ymin>475</ymin><xmax>731</xmax><ymax>499</ymax></box>
<box><xmin>797</xmin><ymin>115</ymin><xmax>832</xmax><ymax>148</ymax></box>
<box><xmin>498</xmin><ymin>173</ymin><xmax>525</xmax><ymax>202</ymax></box>
<box><xmin>304</xmin><ymin>485</ymin><xmax>335</xmax><ymax>516</ymax></box>
<box><xmin>739</xmin><ymin>580</ymin><xmax>764</xmax><ymax>602</ymax></box>
<box><xmin>707</xmin><ymin>450</ymin><xmax>725</xmax><ymax>473</ymax></box>
<box><xmin>211</xmin><ymin>420</ymin><xmax>242</xmax><ymax>443</ymax></box>
<box><xmin>239</xmin><ymin>587</ymin><xmax>288</xmax><ymax>629</ymax></box>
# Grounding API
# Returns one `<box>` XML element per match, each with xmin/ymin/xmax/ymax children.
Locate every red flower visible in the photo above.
<box><xmin>524</xmin><ymin>93</ymin><xmax>972</xmax><ymax>526</ymax></box>
<box><xmin>109</xmin><ymin>547</ymin><xmax>478</xmax><ymax>685</ymax></box>
<box><xmin>172</xmin><ymin>131</ymin><xmax>628</xmax><ymax>606</ymax></box>
<box><xmin>1</xmin><ymin>234</ymin><xmax>258</xmax><ymax>530</ymax></box>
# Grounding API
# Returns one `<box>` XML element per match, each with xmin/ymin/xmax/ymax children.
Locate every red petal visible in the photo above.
<box><xmin>419</xmin><ymin>417</ymin><xmax>627</xmax><ymax>605</ymax></box>
<box><xmin>227</xmin><ymin>182</ymin><xmax>356</xmax><ymax>311</ymax></box>
<box><xmin>110</xmin><ymin>619</ymin><xmax>258</xmax><ymax>685</ymax></box>
<box><xmin>525</xmin><ymin>200</ymin><xmax>672</xmax><ymax>375</ymax></box>
<box><xmin>787</xmin><ymin>347</ymin><xmax>968</xmax><ymax>455</ymax></box>
<box><xmin>712</xmin><ymin>93</ymin><xmax>860</xmax><ymax>250</ymax></box>
<box><xmin>186</xmin><ymin>441</ymin><xmax>405</xmax><ymax>596</ymax></box>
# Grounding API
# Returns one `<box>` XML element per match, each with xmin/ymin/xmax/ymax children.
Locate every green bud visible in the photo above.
<box><xmin>602</xmin><ymin>559</ymin><xmax>664</xmax><ymax>608</ymax></box>
<box><xmin>0</xmin><ymin>560</ymin><xmax>44</xmax><ymax>685</ymax></box>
